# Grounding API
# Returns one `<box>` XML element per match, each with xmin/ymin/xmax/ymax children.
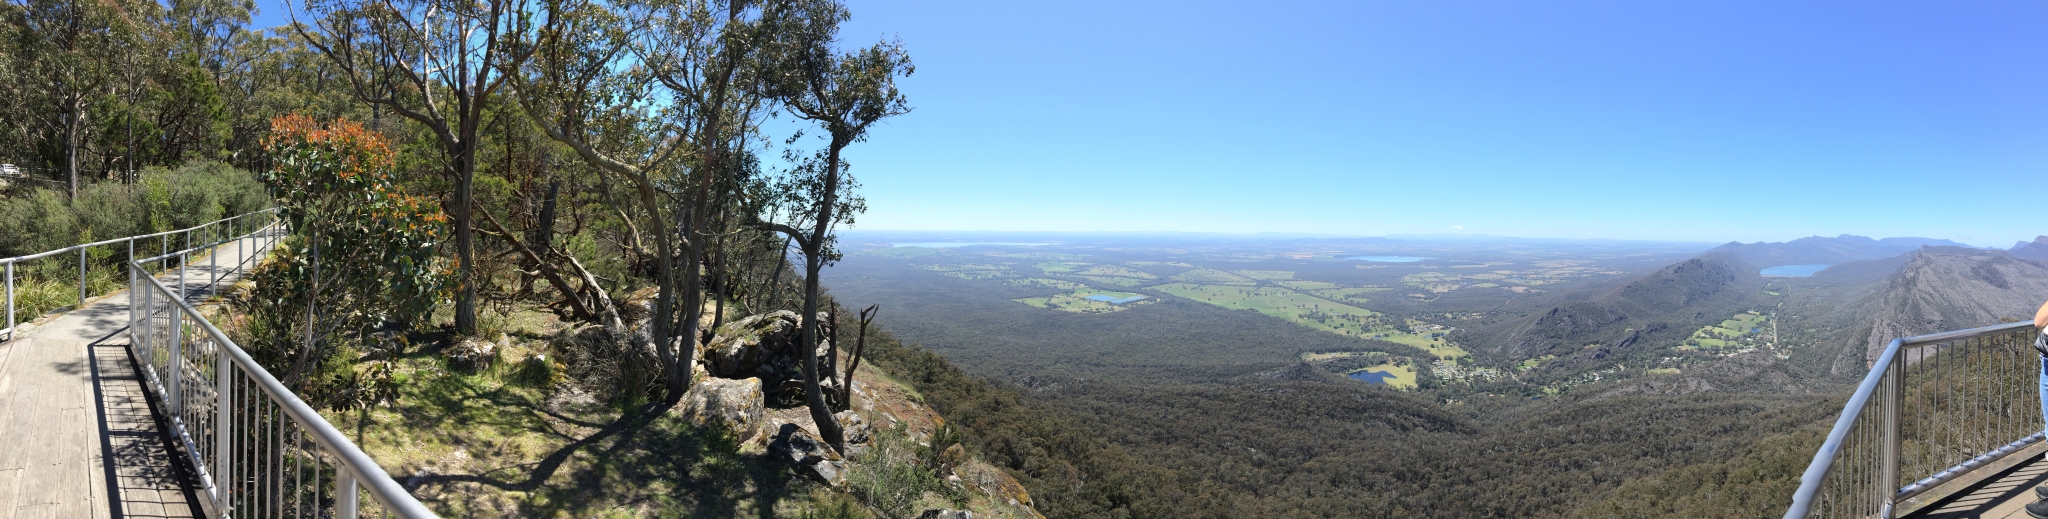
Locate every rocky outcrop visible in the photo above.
<box><xmin>678</xmin><ymin>377</ymin><xmax>768</xmax><ymax>443</ymax></box>
<box><xmin>771</xmin><ymin>423</ymin><xmax>847</xmax><ymax>487</ymax></box>
<box><xmin>444</xmin><ymin>336</ymin><xmax>502</xmax><ymax>372</ymax></box>
<box><xmin>916</xmin><ymin>510</ymin><xmax>973</xmax><ymax>519</ymax></box>
<box><xmin>703</xmin><ymin>311</ymin><xmax>803</xmax><ymax>378</ymax></box>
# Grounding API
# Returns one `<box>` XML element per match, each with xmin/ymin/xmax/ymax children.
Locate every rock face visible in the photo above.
<box><xmin>771</xmin><ymin>423</ymin><xmax>846</xmax><ymax>486</ymax></box>
<box><xmin>444</xmin><ymin>337</ymin><xmax>501</xmax><ymax>372</ymax></box>
<box><xmin>915</xmin><ymin>510</ymin><xmax>973</xmax><ymax>519</ymax></box>
<box><xmin>678</xmin><ymin>377</ymin><xmax>767</xmax><ymax>443</ymax></box>
<box><xmin>703</xmin><ymin>311</ymin><xmax>802</xmax><ymax>378</ymax></box>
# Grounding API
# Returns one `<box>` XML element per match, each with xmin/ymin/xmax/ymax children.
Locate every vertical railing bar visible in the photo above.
<box><xmin>6</xmin><ymin>259</ymin><xmax>14</xmax><ymax>342</ymax></box>
<box><xmin>78</xmin><ymin>245</ymin><xmax>86</xmax><ymax>309</ymax></box>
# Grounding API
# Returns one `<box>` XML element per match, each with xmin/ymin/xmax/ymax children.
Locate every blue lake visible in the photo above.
<box><xmin>892</xmin><ymin>242</ymin><xmax>1051</xmax><ymax>248</ymax></box>
<box><xmin>1349</xmin><ymin>370</ymin><xmax>1397</xmax><ymax>385</ymax></box>
<box><xmin>1085</xmin><ymin>295</ymin><xmax>1147</xmax><ymax>304</ymax></box>
<box><xmin>1346</xmin><ymin>256</ymin><xmax>1432</xmax><ymax>263</ymax></box>
<box><xmin>1760</xmin><ymin>264</ymin><xmax>1831</xmax><ymax>277</ymax></box>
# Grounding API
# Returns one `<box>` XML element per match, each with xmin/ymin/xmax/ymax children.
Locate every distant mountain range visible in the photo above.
<box><xmin>1707</xmin><ymin>235</ymin><xmax>1978</xmax><ymax>266</ymax></box>
<box><xmin>2009</xmin><ymin>235</ymin><xmax>2048</xmax><ymax>263</ymax></box>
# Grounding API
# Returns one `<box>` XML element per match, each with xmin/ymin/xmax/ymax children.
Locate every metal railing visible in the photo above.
<box><xmin>129</xmin><ymin>254</ymin><xmax>437</xmax><ymax>518</ymax></box>
<box><xmin>1784</xmin><ymin>321</ymin><xmax>2046</xmax><ymax>518</ymax></box>
<box><xmin>2</xmin><ymin>207</ymin><xmax>281</xmax><ymax>342</ymax></box>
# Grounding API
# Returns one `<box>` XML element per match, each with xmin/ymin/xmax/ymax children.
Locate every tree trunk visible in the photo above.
<box><xmin>64</xmin><ymin>105</ymin><xmax>81</xmax><ymax>199</ymax></box>
<box><xmin>453</xmin><ymin>144</ymin><xmax>478</xmax><ymax>335</ymax></box>
<box><xmin>801</xmin><ymin>144</ymin><xmax>847</xmax><ymax>448</ymax></box>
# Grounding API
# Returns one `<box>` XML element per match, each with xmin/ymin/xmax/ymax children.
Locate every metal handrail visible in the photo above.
<box><xmin>2</xmin><ymin>207</ymin><xmax>279</xmax><ymax>341</ymax></box>
<box><xmin>1784</xmin><ymin>320</ymin><xmax>2044</xmax><ymax>518</ymax></box>
<box><xmin>130</xmin><ymin>256</ymin><xmax>437</xmax><ymax>518</ymax></box>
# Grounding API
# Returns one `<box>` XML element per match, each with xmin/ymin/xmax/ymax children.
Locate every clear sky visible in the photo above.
<box><xmin>259</xmin><ymin>1</ymin><xmax>2048</xmax><ymax>246</ymax></box>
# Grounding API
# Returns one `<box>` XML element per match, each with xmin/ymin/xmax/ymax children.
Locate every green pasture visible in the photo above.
<box><xmin>1003</xmin><ymin>278</ymin><xmax>1083</xmax><ymax>290</ymax></box>
<box><xmin>1151</xmin><ymin>283</ymin><xmax>1387</xmax><ymax>338</ymax></box>
<box><xmin>1078</xmin><ymin>275</ymin><xmax>1147</xmax><ymax>287</ymax></box>
<box><xmin>1682</xmin><ymin>311</ymin><xmax>1766</xmax><ymax>350</ymax></box>
<box><xmin>1517</xmin><ymin>355</ymin><xmax>1557</xmax><ymax>371</ymax></box>
<box><xmin>1076</xmin><ymin>264</ymin><xmax>1157</xmax><ymax>279</ymax></box>
<box><xmin>1276</xmin><ymin>280</ymin><xmax>1341</xmax><ymax>290</ymax></box>
<box><xmin>1232</xmin><ymin>270</ymin><xmax>1294</xmax><ymax>280</ymax></box>
<box><xmin>1035</xmin><ymin>261</ymin><xmax>1088</xmax><ymax>273</ymax></box>
<box><xmin>1166</xmin><ymin>268</ymin><xmax>1256</xmax><ymax>285</ymax></box>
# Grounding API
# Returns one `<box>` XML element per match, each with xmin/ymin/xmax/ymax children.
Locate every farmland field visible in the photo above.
<box><xmin>1015</xmin><ymin>287</ymin><xmax>1151</xmax><ymax>314</ymax></box>
<box><xmin>1166</xmin><ymin>268</ymin><xmax>1256</xmax><ymax>285</ymax></box>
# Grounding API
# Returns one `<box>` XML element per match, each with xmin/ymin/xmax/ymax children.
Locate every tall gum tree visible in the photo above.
<box><xmin>505</xmin><ymin>0</ymin><xmax>774</xmax><ymax>395</ymax></box>
<box><xmin>291</xmin><ymin>0</ymin><xmax>513</xmax><ymax>336</ymax></box>
<box><xmin>757</xmin><ymin>0</ymin><xmax>911</xmax><ymax>449</ymax></box>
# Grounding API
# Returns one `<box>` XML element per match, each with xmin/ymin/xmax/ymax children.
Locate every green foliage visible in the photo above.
<box><xmin>848</xmin><ymin>421</ymin><xmax>965</xmax><ymax>518</ymax></box>
<box><xmin>0</xmin><ymin>160</ymin><xmax>266</xmax><ymax>258</ymax></box>
<box><xmin>229</xmin><ymin>115</ymin><xmax>448</xmax><ymax>408</ymax></box>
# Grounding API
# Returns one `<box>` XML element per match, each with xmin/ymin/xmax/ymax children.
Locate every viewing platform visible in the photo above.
<box><xmin>0</xmin><ymin>211</ymin><xmax>435</xmax><ymax>518</ymax></box>
<box><xmin>1786</xmin><ymin>321</ymin><xmax>2048</xmax><ymax>519</ymax></box>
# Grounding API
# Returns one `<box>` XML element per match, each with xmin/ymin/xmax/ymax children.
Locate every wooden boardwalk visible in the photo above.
<box><xmin>0</xmin><ymin>233</ymin><xmax>273</xmax><ymax>518</ymax></box>
<box><xmin>1911</xmin><ymin>446</ymin><xmax>2048</xmax><ymax>519</ymax></box>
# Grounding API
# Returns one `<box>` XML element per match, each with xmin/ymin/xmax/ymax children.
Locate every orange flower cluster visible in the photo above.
<box><xmin>265</xmin><ymin>114</ymin><xmax>397</xmax><ymax>183</ymax></box>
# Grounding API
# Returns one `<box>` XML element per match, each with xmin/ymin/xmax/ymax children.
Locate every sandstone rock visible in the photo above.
<box><xmin>915</xmin><ymin>509</ymin><xmax>972</xmax><ymax>519</ymax></box>
<box><xmin>678</xmin><ymin>377</ymin><xmax>767</xmax><ymax>443</ymax></box>
<box><xmin>834</xmin><ymin>410</ymin><xmax>873</xmax><ymax>457</ymax></box>
<box><xmin>771</xmin><ymin>423</ymin><xmax>846</xmax><ymax>487</ymax></box>
<box><xmin>703</xmin><ymin>311</ymin><xmax>802</xmax><ymax>377</ymax></box>
<box><xmin>444</xmin><ymin>337</ymin><xmax>499</xmax><ymax>372</ymax></box>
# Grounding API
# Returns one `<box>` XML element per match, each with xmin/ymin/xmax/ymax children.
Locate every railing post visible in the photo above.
<box><xmin>180</xmin><ymin>230</ymin><xmax>189</xmax><ymax>300</ymax></box>
<box><xmin>4</xmin><ymin>260</ymin><xmax>12</xmax><ymax>342</ymax></box>
<box><xmin>1883</xmin><ymin>357</ymin><xmax>1902</xmax><ymax>518</ymax></box>
<box><xmin>337</xmin><ymin>469</ymin><xmax>360</xmax><ymax>519</ymax></box>
<box><xmin>216</xmin><ymin>343</ymin><xmax>232</xmax><ymax>510</ymax></box>
<box><xmin>78</xmin><ymin>246</ymin><xmax>86</xmax><ymax>309</ymax></box>
<box><xmin>167</xmin><ymin>297</ymin><xmax>183</xmax><ymax>416</ymax></box>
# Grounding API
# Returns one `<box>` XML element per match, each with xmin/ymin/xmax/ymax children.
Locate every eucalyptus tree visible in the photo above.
<box><xmin>506</xmin><ymin>0</ymin><xmax>776</xmax><ymax>395</ymax></box>
<box><xmin>7</xmin><ymin>0</ymin><xmax>150</xmax><ymax>197</ymax></box>
<box><xmin>291</xmin><ymin>0</ymin><xmax>516</xmax><ymax>336</ymax></box>
<box><xmin>756</xmin><ymin>0</ymin><xmax>911</xmax><ymax>448</ymax></box>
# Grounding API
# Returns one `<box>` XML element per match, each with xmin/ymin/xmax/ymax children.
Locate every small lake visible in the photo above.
<box><xmin>892</xmin><ymin>242</ymin><xmax>1051</xmax><ymax>248</ymax></box>
<box><xmin>1349</xmin><ymin>370</ymin><xmax>1397</xmax><ymax>385</ymax></box>
<box><xmin>1346</xmin><ymin>256</ymin><xmax>1431</xmax><ymax>263</ymax></box>
<box><xmin>1084</xmin><ymin>295</ymin><xmax>1147</xmax><ymax>304</ymax></box>
<box><xmin>1760</xmin><ymin>264</ymin><xmax>1831</xmax><ymax>277</ymax></box>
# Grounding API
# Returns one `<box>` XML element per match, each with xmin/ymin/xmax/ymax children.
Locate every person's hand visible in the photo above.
<box><xmin>2036</xmin><ymin>299</ymin><xmax>2048</xmax><ymax>329</ymax></box>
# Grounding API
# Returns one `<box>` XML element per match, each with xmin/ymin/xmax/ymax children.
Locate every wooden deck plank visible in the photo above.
<box><xmin>0</xmin><ymin>232</ymin><xmax>273</xmax><ymax>518</ymax></box>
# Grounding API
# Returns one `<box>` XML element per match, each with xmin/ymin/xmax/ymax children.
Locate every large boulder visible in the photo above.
<box><xmin>770</xmin><ymin>423</ymin><xmax>847</xmax><ymax>487</ymax></box>
<box><xmin>916</xmin><ymin>510</ymin><xmax>973</xmax><ymax>519</ymax></box>
<box><xmin>444</xmin><ymin>336</ymin><xmax>502</xmax><ymax>372</ymax></box>
<box><xmin>703</xmin><ymin>311</ymin><xmax>802</xmax><ymax>378</ymax></box>
<box><xmin>677</xmin><ymin>377</ymin><xmax>768</xmax><ymax>443</ymax></box>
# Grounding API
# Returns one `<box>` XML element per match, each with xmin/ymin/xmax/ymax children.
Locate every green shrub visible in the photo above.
<box><xmin>0</xmin><ymin>160</ymin><xmax>268</xmax><ymax>258</ymax></box>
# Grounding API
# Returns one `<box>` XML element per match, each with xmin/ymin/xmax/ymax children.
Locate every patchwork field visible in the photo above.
<box><xmin>1015</xmin><ymin>288</ymin><xmax>1151</xmax><ymax>314</ymax></box>
<box><xmin>1232</xmin><ymin>270</ymin><xmax>1294</xmax><ymax>280</ymax></box>
<box><xmin>1002</xmin><ymin>278</ymin><xmax>1083</xmax><ymax>290</ymax></box>
<box><xmin>1682</xmin><ymin>311</ymin><xmax>1769</xmax><ymax>350</ymax></box>
<box><xmin>1075</xmin><ymin>264</ymin><xmax>1156</xmax><ymax>279</ymax></box>
<box><xmin>1151</xmin><ymin>283</ymin><xmax>1385</xmax><ymax>336</ymax></box>
<box><xmin>1165</xmin><ymin>268</ymin><xmax>1256</xmax><ymax>285</ymax></box>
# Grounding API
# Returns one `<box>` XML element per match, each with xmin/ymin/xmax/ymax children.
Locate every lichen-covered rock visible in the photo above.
<box><xmin>770</xmin><ymin>423</ymin><xmax>846</xmax><ymax>487</ymax></box>
<box><xmin>444</xmin><ymin>337</ymin><xmax>500</xmax><ymax>372</ymax></box>
<box><xmin>677</xmin><ymin>377</ymin><xmax>767</xmax><ymax>443</ymax></box>
<box><xmin>703</xmin><ymin>311</ymin><xmax>802</xmax><ymax>378</ymax></box>
<box><xmin>915</xmin><ymin>509</ymin><xmax>972</xmax><ymax>519</ymax></box>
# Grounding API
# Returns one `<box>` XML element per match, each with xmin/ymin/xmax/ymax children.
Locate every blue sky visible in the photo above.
<box><xmin>259</xmin><ymin>1</ymin><xmax>2048</xmax><ymax>246</ymax></box>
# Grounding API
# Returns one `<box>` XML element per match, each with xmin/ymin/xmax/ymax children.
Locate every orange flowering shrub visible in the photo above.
<box><xmin>237</xmin><ymin>114</ymin><xmax>449</xmax><ymax>407</ymax></box>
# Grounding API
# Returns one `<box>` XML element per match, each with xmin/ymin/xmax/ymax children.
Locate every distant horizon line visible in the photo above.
<box><xmin>840</xmin><ymin>229</ymin><xmax>2015</xmax><ymax>248</ymax></box>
